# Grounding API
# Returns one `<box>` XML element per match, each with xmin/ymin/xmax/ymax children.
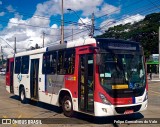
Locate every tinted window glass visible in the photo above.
<box><xmin>64</xmin><ymin>49</ymin><xmax>75</xmax><ymax>74</ymax></box>
<box><xmin>42</xmin><ymin>48</ymin><xmax>75</xmax><ymax>75</ymax></box>
<box><xmin>21</xmin><ymin>56</ymin><xmax>29</xmax><ymax>74</ymax></box>
<box><xmin>15</xmin><ymin>57</ymin><xmax>21</xmax><ymax>74</ymax></box>
<box><xmin>57</xmin><ymin>50</ymin><xmax>65</xmax><ymax>74</ymax></box>
<box><xmin>42</xmin><ymin>52</ymin><xmax>57</xmax><ymax>74</ymax></box>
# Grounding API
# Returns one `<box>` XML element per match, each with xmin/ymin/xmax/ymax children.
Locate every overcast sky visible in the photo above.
<box><xmin>0</xmin><ymin>0</ymin><xmax>159</xmax><ymax>55</ymax></box>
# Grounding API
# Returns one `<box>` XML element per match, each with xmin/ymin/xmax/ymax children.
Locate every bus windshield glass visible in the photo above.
<box><xmin>96</xmin><ymin>39</ymin><xmax>146</xmax><ymax>98</ymax></box>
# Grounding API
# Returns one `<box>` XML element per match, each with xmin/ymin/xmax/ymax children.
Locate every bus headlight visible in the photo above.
<box><xmin>99</xmin><ymin>93</ymin><xmax>110</xmax><ymax>105</ymax></box>
<box><xmin>143</xmin><ymin>92</ymin><xmax>148</xmax><ymax>102</ymax></box>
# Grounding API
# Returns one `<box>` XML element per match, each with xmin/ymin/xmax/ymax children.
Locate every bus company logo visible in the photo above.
<box><xmin>17</xmin><ymin>74</ymin><xmax>22</xmax><ymax>83</ymax></box>
<box><xmin>129</xmin><ymin>83</ymin><xmax>134</xmax><ymax>89</ymax></box>
<box><xmin>65</xmin><ymin>76</ymin><xmax>76</xmax><ymax>81</ymax></box>
<box><xmin>2</xmin><ymin>119</ymin><xmax>11</xmax><ymax>124</ymax></box>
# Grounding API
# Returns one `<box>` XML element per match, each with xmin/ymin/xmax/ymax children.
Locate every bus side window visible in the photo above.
<box><xmin>70</xmin><ymin>53</ymin><xmax>75</xmax><ymax>74</ymax></box>
<box><xmin>21</xmin><ymin>56</ymin><xmax>29</xmax><ymax>74</ymax></box>
<box><xmin>46</xmin><ymin>54</ymin><xmax>51</xmax><ymax>74</ymax></box>
<box><xmin>57</xmin><ymin>50</ymin><xmax>65</xmax><ymax>74</ymax></box>
<box><xmin>43</xmin><ymin>52</ymin><xmax>52</xmax><ymax>74</ymax></box>
<box><xmin>50</xmin><ymin>52</ymin><xmax>57</xmax><ymax>74</ymax></box>
<box><xmin>64</xmin><ymin>49</ymin><xmax>75</xmax><ymax>74</ymax></box>
<box><xmin>42</xmin><ymin>54</ymin><xmax>46</xmax><ymax>74</ymax></box>
<box><xmin>42</xmin><ymin>52</ymin><xmax>57</xmax><ymax>75</ymax></box>
<box><xmin>15</xmin><ymin>57</ymin><xmax>21</xmax><ymax>74</ymax></box>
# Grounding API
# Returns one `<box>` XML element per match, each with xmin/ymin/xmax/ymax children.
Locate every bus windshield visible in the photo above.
<box><xmin>99</xmin><ymin>52</ymin><xmax>146</xmax><ymax>98</ymax></box>
<box><xmin>96</xmin><ymin>39</ymin><xmax>146</xmax><ymax>98</ymax></box>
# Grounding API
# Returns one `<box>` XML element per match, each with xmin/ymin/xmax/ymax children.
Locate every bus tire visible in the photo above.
<box><xmin>62</xmin><ymin>96</ymin><xmax>74</xmax><ymax>117</ymax></box>
<box><xmin>20</xmin><ymin>88</ymin><xmax>26</xmax><ymax>104</ymax></box>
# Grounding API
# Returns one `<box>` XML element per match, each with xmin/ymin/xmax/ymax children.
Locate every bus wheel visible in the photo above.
<box><xmin>20</xmin><ymin>88</ymin><xmax>26</xmax><ymax>103</ymax></box>
<box><xmin>62</xmin><ymin>96</ymin><xmax>74</xmax><ymax>117</ymax></box>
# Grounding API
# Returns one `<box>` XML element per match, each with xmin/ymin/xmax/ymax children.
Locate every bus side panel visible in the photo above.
<box><xmin>64</xmin><ymin>48</ymin><xmax>79</xmax><ymax>111</ymax></box>
<box><xmin>30</xmin><ymin>52</ymin><xmax>61</xmax><ymax>105</ymax></box>
<box><xmin>6</xmin><ymin>58</ymin><xmax>14</xmax><ymax>93</ymax></box>
<box><xmin>13</xmin><ymin>74</ymin><xmax>20</xmax><ymax>96</ymax></box>
<box><xmin>6</xmin><ymin>59</ymin><xmax>11</xmax><ymax>93</ymax></box>
<box><xmin>38</xmin><ymin>75</ymin><xmax>63</xmax><ymax>105</ymax></box>
<box><xmin>36</xmin><ymin>54</ymin><xmax>60</xmax><ymax>105</ymax></box>
<box><xmin>64</xmin><ymin>45</ymin><xmax>96</xmax><ymax>112</ymax></box>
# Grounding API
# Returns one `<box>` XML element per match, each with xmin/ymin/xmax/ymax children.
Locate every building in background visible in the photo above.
<box><xmin>146</xmin><ymin>54</ymin><xmax>159</xmax><ymax>74</ymax></box>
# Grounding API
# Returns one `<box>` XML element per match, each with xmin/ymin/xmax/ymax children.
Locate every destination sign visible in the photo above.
<box><xmin>108</xmin><ymin>43</ymin><xmax>137</xmax><ymax>50</ymax></box>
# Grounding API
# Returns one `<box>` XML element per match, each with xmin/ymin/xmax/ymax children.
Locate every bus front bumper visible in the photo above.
<box><xmin>94</xmin><ymin>100</ymin><xmax>148</xmax><ymax>116</ymax></box>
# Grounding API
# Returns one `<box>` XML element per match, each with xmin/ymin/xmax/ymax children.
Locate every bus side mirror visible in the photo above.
<box><xmin>89</xmin><ymin>47</ymin><xmax>99</xmax><ymax>52</ymax></box>
<box><xmin>96</xmin><ymin>54</ymin><xmax>101</xmax><ymax>65</ymax></box>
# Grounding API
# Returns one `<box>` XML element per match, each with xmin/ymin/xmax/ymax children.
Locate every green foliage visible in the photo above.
<box><xmin>97</xmin><ymin>13</ymin><xmax>160</xmax><ymax>58</ymax></box>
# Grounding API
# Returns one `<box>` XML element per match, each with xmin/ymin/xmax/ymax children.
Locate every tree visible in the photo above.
<box><xmin>97</xmin><ymin>12</ymin><xmax>160</xmax><ymax>58</ymax></box>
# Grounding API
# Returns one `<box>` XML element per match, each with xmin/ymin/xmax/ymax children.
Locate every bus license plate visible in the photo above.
<box><xmin>124</xmin><ymin>110</ymin><xmax>133</xmax><ymax>114</ymax></box>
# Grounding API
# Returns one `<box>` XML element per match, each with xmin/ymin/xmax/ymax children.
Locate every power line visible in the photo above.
<box><xmin>80</xmin><ymin>0</ymin><xmax>145</xmax><ymax>26</ymax></box>
<box><xmin>1</xmin><ymin>0</ymin><xmax>159</xmax><ymax>30</ymax></box>
<box><xmin>0</xmin><ymin>5</ymin><xmax>72</xmax><ymax>25</ymax></box>
<box><xmin>0</xmin><ymin>0</ymin><xmax>159</xmax><ymax>49</ymax></box>
<box><xmin>0</xmin><ymin>19</ymin><xmax>84</xmax><ymax>30</ymax></box>
<box><xmin>0</xmin><ymin>36</ymin><xmax>14</xmax><ymax>49</ymax></box>
<box><xmin>65</xmin><ymin>29</ymin><xmax>88</xmax><ymax>40</ymax></box>
<box><xmin>99</xmin><ymin>3</ymin><xmax>160</xmax><ymax>29</ymax></box>
<box><xmin>95</xmin><ymin>0</ymin><xmax>144</xmax><ymax>20</ymax></box>
<box><xmin>84</xmin><ymin>0</ymin><xmax>159</xmax><ymax>29</ymax></box>
<box><xmin>147</xmin><ymin>0</ymin><xmax>160</xmax><ymax>10</ymax></box>
<box><xmin>40</xmin><ymin>4</ymin><xmax>160</xmax><ymax>47</ymax></box>
<box><xmin>0</xmin><ymin>3</ymin><xmax>110</xmax><ymax>28</ymax></box>
<box><xmin>45</xmin><ymin>29</ymin><xmax>88</xmax><ymax>47</ymax></box>
<box><xmin>0</xmin><ymin>19</ymin><xmax>58</xmax><ymax>29</ymax></box>
<box><xmin>44</xmin><ymin>33</ymin><xmax>61</xmax><ymax>37</ymax></box>
<box><xmin>0</xmin><ymin>1</ymin><xmax>144</xmax><ymax>32</ymax></box>
<box><xmin>0</xmin><ymin>6</ymin><xmax>92</xmax><ymax>29</ymax></box>
<box><xmin>99</xmin><ymin>0</ymin><xmax>160</xmax><ymax>28</ymax></box>
<box><xmin>100</xmin><ymin>8</ymin><xmax>158</xmax><ymax>30</ymax></box>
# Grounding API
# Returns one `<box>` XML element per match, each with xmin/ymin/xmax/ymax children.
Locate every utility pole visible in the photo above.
<box><xmin>14</xmin><ymin>37</ymin><xmax>16</xmax><ymax>54</ymax></box>
<box><xmin>159</xmin><ymin>27</ymin><xmax>160</xmax><ymax>78</ymax></box>
<box><xmin>42</xmin><ymin>32</ymin><xmax>45</xmax><ymax>48</ymax></box>
<box><xmin>61</xmin><ymin>0</ymin><xmax>64</xmax><ymax>44</ymax></box>
<box><xmin>91</xmin><ymin>12</ymin><xmax>95</xmax><ymax>37</ymax></box>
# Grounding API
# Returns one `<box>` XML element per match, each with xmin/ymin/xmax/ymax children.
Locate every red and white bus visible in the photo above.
<box><xmin>6</xmin><ymin>38</ymin><xmax>148</xmax><ymax>117</ymax></box>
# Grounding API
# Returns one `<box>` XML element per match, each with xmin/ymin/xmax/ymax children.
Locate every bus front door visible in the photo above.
<box><xmin>79</xmin><ymin>54</ymin><xmax>94</xmax><ymax>113</ymax></box>
<box><xmin>30</xmin><ymin>59</ymin><xmax>39</xmax><ymax>100</ymax></box>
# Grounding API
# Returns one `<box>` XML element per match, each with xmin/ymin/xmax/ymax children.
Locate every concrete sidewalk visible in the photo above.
<box><xmin>147</xmin><ymin>73</ymin><xmax>160</xmax><ymax>81</ymax></box>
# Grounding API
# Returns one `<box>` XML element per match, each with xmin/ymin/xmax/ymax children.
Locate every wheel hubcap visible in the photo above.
<box><xmin>64</xmin><ymin>100</ymin><xmax>72</xmax><ymax>111</ymax></box>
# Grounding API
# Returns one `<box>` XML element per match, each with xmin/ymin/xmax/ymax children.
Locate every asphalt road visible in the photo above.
<box><xmin>0</xmin><ymin>75</ymin><xmax>160</xmax><ymax>127</ymax></box>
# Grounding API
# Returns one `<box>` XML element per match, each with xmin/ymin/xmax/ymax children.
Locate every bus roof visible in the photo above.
<box><xmin>7</xmin><ymin>54</ymin><xmax>14</xmax><ymax>58</ymax></box>
<box><xmin>15</xmin><ymin>47</ymin><xmax>47</xmax><ymax>57</ymax></box>
<box><xmin>7</xmin><ymin>38</ymin><xmax>141</xmax><ymax>58</ymax></box>
<box><xmin>6</xmin><ymin>47</ymin><xmax>47</xmax><ymax>58</ymax></box>
<box><xmin>47</xmin><ymin>38</ymin><xmax>96</xmax><ymax>51</ymax></box>
<box><xmin>96</xmin><ymin>38</ymin><xmax>140</xmax><ymax>44</ymax></box>
<box><xmin>7</xmin><ymin>38</ymin><xmax>96</xmax><ymax>58</ymax></box>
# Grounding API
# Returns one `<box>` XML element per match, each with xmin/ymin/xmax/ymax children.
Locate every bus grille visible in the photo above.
<box><xmin>115</xmin><ymin>105</ymin><xmax>141</xmax><ymax>114</ymax></box>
